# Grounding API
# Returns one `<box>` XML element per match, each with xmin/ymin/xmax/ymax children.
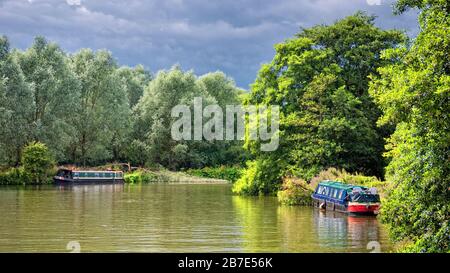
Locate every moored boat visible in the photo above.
<box><xmin>53</xmin><ymin>168</ymin><xmax>124</xmax><ymax>184</ymax></box>
<box><xmin>311</xmin><ymin>180</ymin><xmax>380</xmax><ymax>215</ymax></box>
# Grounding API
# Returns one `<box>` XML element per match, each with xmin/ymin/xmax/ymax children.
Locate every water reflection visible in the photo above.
<box><xmin>0</xmin><ymin>184</ymin><xmax>391</xmax><ymax>252</ymax></box>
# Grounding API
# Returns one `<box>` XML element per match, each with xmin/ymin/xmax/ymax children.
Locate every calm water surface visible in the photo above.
<box><xmin>0</xmin><ymin>183</ymin><xmax>392</xmax><ymax>252</ymax></box>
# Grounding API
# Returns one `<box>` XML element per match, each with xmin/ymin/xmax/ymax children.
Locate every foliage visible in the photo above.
<box><xmin>116</xmin><ymin>65</ymin><xmax>152</xmax><ymax>107</ymax></box>
<box><xmin>21</xmin><ymin>142</ymin><xmax>55</xmax><ymax>184</ymax></box>
<box><xmin>124</xmin><ymin>170</ymin><xmax>158</xmax><ymax>184</ymax></box>
<box><xmin>132</xmin><ymin>66</ymin><xmax>246</xmax><ymax>169</ymax></box>
<box><xmin>234</xmin><ymin>13</ymin><xmax>405</xmax><ymax>195</ymax></box>
<box><xmin>186</xmin><ymin>166</ymin><xmax>243</xmax><ymax>182</ymax></box>
<box><xmin>277</xmin><ymin>177</ymin><xmax>313</xmax><ymax>206</ymax></box>
<box><xmin>0</xmin><ymin>35</ymin><xmax>34</xmax><ymax>165</ymax></box>
<box><xmin>15</xmin><ymin>37</ymin><xmax>80</xmax><ymax>163</ymax></box>
<box><xmin>369</xmin><ymin>0</ymin><xmax>449</xmax><ymax>252</ymax></box>
<box><xmin>68</xmin><ymin>49</ymin><xmax>131</xmax><ymax>165</ymax></box>
<box><xmin>1</xmin><ymin>35</ymin><xmax>247</xmax><ymax>171</ymax></box>
<box><xmin>0</xmin><ymin>167</ymin><xmax>31</xmax><ymax>185</ymax></box>
<box><xmin>232</xmin><ymin>159</ymin><xmax>284</xmax><ymax>195</ymax></box>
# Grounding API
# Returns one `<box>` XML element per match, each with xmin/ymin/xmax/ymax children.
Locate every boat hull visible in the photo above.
<box><xmin>312</xmin><ymin>197</ymin><xmax>380</xmax><ymax>216</ymax></box>
<box><xmin>53</xmin><ymin>177</ymin><xmax>124</xmax><ymax>184</ymax></box>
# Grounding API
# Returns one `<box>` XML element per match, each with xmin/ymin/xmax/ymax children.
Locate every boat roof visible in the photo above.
<box><xmin>318</xmin><ymin>180</ymin><xmax>366</xmax><ymax>190</ymax></box>
<box><xmin>58</xmin><ymin>168</ymin><xmax>122</xmax><ymax>173</ymax></box>
<box><xmin>72</xmin><ymin>170</ymin><xmax>123</xmax><ymax>173</ymax></box>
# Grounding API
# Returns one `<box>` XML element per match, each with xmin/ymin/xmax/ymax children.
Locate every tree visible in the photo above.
<box><xmin>0</xmin><ymin>36</ymin><xmax>34</xmax><ymax>166</ymax></box>
<box><xmin>116</xmin><ymin>65</ymin><xmax>152</xmax><ymax>107</ymax></box>
<box><xmin>131</xmin><ymin>67</ymin><xmax>244</xmax><ymax>169</ymax></box>
<box><xmin>233</xmin><ymin>13</ymin><xmax>406</xmax><ymax>195</ymax></box>
<box><xmin>21</xmin><ymin>142</ymin><xmax>55</xmax><ymax>184</ymax></box>
<box><xmin>69</xmin><ymin>49</ymin><xmax>131</xmax><ymax>165</ymax></box>
<box><xmin>369</xmin><ymin>0</ymin><xmax>449</xmax><ymax>252</ymax></box>
<box><xmin>131</xmin><ymin>66</ymin><xmax>210</xmax><ymax>169</ymax></box>
<box><xmin>15</xmin><ymin>37</ymin><xmax>81</xmax><ymax>162</ymax></box>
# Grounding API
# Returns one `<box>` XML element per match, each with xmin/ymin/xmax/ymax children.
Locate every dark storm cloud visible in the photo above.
<box><xmin>0</xmin><ymin>0</ymin><xmax>419</xmax><ymax>88</ymax></box>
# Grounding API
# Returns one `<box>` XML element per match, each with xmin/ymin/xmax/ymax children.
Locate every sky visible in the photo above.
<box><xmin>0</xmin><ymin>0</ymin><xmax>420</xmax><ymax>89</ymax></box>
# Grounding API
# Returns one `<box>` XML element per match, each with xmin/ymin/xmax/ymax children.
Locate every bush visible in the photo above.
<box><xmin>124</xmin><ymin>170</ymin><xmax>158</xmax><ymax>184</ymax></box>
<box><xmin>0</xmin><ymin>167</ymin><xmax>31</xmax><ymax>185</ymax></box>
<box><xmin>278</xmin><ymin>177</ymin><xmax>313</xmax><ymax>206</ymax></box>
<box><xmin>0</xmin><ymin>142</ymin><xmax>55</xmax><ymax>185</ymax></box>
<box><xmin>232</xmin><ymin>159</ymin><xmax>282</xmax><ymax>195</ymax></box>
<box><xmin>21</xmin><ymin>142</ymin><xmax>55</xmax><ymax>184</ymax></box>
<box><xmin>186</xmin><ymin>166</ymin><xmax>243</xmax><ymax>183</ymax></box>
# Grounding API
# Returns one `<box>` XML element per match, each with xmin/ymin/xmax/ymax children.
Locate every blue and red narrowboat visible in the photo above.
<box><xmin>311</xmin><ymin>181</ymin><xmax>381</xmax><ymax>215</ymax></box>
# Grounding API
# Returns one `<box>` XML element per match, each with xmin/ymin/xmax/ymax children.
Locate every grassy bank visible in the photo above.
<box><xmin>124</xmin><ymin>168</ymin><xmax>230</xmax><ymax>184</ymax></box>
<box><xmin>185</xmin><ymin>166</ymin><xmax>242</xmax><ymax>183</ymax></box>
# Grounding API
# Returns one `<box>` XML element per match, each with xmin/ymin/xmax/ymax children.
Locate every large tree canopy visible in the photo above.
<box><xmin>233</xmin><ymin>12</ymin><xmax>406</xmax><ymax>195</ymax></box>
<box><xmin>0</xmin><ymin>36</ymin><xmax>34</xmax><ymax>165</ymax></box>
<box><xmin>369</xmin><ymin>0</ymin><xmax>449</xmax><ymax>252</ymax></box>
<box><xmin>131</xmin><ymin>67</ymin><xmax>246</xmax><ymax>169</ymax></box>
<box><xmin>16</xmin><ymin>37</ymin><xmax>80</xmax><ymax>162</ymax></box>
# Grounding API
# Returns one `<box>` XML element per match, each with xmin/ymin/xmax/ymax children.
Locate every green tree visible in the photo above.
<box><xmin>69</xmin><ymin>49</ymin><xmax>131</xmax><ymax>165</ymax></box>
<box><xmin>0</xmin><ymin>35</ymin><xmax>34</xmax><ymax>166</ymax></box>
<box><xmin>21</xmin><ymin>142</ymin><xmax>55</xmax><ymax>184</ymax></box>
<box><xmin>234</xmin><ymin>13</ymin><xmax>406</xmax><ymax>195</ymax></box>
<box><xmin>116</xmin><ymin>65</ymin><xmax>152</xmax><ymax>107</ymax></box>
<box><xmin>131</xmin><ymin>66</ymin><xmax>211</xmax><ymax>168</ymax></box>
<box><xmin>195</xmin><ymin>72</ymin><xmax>248</xmax><ymax>167</ymax></box>
<box><xmin>131</xmin><ymin>67</ymin><xmax>244</xmax><ymax>169</ymax></box>
<box><xmin>369</xmin><ymin>0</ymin><xmax>449</xmax><ymax>252</ymax></box>
<box><xmin>16</xmin><ymin>37</ymin><xmax>81</xmax><ymax>162</ymax></box>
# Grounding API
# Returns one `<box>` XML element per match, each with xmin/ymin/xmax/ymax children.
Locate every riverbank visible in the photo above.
<box><xmin>124</xmin><ymin>168</ymin><xmax>229</xmax><ymax>184</ymax></box>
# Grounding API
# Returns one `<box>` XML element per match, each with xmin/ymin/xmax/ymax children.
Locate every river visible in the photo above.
<box><xmin>0</xmin><ymin>183</ymin><xmax>392</xmax><ymax>252</ymax></box>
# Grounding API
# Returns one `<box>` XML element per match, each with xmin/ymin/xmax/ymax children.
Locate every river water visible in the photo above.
<box><xmin>0</xmin><ymin>183</ymin><xmax>392</xmax><ymax>252</ymax></box>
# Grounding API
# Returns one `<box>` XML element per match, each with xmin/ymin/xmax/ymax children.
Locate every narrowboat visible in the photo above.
<box><xmin>53</xmin><ymin>168</ymin><xmax>124</xmax><ymax>184</ymax></box>
<box><xmin>311</xmin><ymin>180</ymin><xmax>380</xmax><ymax>215</ymax></box>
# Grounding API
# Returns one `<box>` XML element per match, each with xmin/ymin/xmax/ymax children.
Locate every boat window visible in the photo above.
<box><xmin>353</xmin><ymin>194</ymin><xmax>380</xmax><ymax>203</ymax></box>
<box><xmin>333</xmin><ymin>189</ymin><xmax>338</xmax><ymax>198</ymax></box>
<box><xmin>73</xmin><ymin>172</ymin><xmax>79</xmax><ymax>177</ymax></box>
<box><xmin>316</xmin><ymin>186</ymin><xmax>322</xmax><ymax>194</ymax></box>
<box><xmin>338</xmin><ymin>190</ymin><xmax>343</xmax><ymax>199</ymax></box>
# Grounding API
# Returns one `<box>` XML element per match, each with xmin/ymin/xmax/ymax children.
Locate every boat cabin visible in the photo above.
<box><xmin>312</xmin><ymin>180</ymin><xmax>380</xmax><ymax>215</ymax></box>
<box><xmin>54</xmin><ymin>168</ymin><xmax>124</xmax><ymax>184</ymax></box>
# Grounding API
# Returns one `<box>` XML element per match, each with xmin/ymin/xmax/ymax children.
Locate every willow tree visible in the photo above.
<box><xmin>369</xmin><ymin>0</ymin><xmax>449</xmax><ymax>252</ymax></box>
<box><xmin>130</xmin><ymin>67</ymin><xmax>244</xmax><ymax>169</ymax></box>
<box><xmin>233</xmin><ymin>13</ymin><xmax>406</xmax><ymax>195</ymax></box>
<box><xmin>116</xmin><ymin>65</ymin><xmax>152</xmax><ymax>108</ymax></box>
<box><xmin>69</xmin><ymin>49</ymin><xmax>130</xmax><ymax>165</ymax></box>
<box><xmin>0</xmin><ymin>36</ymin><xmax>34</xmax><ymax>165</ymax></box>
<box><xmin>131</xmin><ymin>66</ymin><xmax>211</xmax><ymax>168</ymax></box>
<box><xmin>16</xmin><ymin>37</ymin><xmax>81</xmax><ymax>162</ymax></box>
